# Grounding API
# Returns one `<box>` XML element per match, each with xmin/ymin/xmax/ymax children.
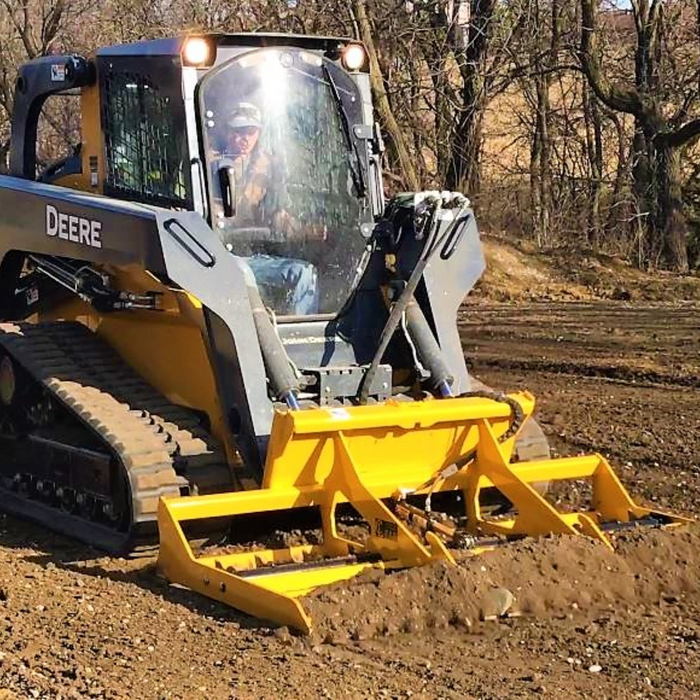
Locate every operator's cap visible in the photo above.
<box><xmin>228</xmin><ymin>102</ymin><xmax>262</xmax><ymax>129</ymax></box>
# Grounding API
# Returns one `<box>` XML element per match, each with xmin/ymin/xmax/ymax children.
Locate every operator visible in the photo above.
<box><xmin>217</xmin><ymin>103</ymin><xmax>279</xmax><ymax>228</ymax></box>
<box><xmin>214</xmin><ymin>102</ymin><xmax>320</xmax><ymax>316</ymax></box>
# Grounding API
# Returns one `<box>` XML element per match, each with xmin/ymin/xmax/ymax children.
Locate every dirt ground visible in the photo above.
<box><xmin>1</xmin><ymin>299</ymin><xmax>700</xmax><ymax>699</ymax></box>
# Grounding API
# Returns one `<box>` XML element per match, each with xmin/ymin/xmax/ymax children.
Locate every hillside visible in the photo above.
<box><xmin>474</xmin><ymin>235</ymin><xmax>700</xmax><ymax>303</ymax></box>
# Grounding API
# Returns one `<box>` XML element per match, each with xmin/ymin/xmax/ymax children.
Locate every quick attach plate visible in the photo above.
<box><xmin>308</xmin><ymin>364</ymin><xmax>392</xmax><ymax>405</ymax></box>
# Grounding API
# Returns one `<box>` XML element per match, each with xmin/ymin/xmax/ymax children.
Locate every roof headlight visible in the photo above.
<box><xmin>342</xmin><ymin>44</ymin><xmax>367</xmax><ymax>72</ymax></box>
<box><xmin>183</xmin><ymin>37</ymin><xmax>213</xmax><ymax>67</ymax></box>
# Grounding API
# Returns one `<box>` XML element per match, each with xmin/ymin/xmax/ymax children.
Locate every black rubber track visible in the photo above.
<box><xmin>0</xmin><ymin>321</ymin><xmax>238</xmax><ymax>552</ymax></box>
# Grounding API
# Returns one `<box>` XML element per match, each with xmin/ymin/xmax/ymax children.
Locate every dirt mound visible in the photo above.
<box><xmin>305</xmin><ymin>525</ymin><xmax>700</xmax><ymax>644</ymax></box>
<box><xmin>476</xmin><ymin>235</ymin><xmax>700</xmax><ymax>302</ymax></box>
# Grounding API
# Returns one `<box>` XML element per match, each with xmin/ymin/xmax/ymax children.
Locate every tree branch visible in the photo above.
<box><xmin>41</xmin><ymin>0</ymin><xmax>66</xmax><ymax>55</ymax></box>
<box><xmin>660</xmin><ymin>117</ymin><xmax>700</xmax><ymax>149</ymax></box>
<box><xmin>579</xmin><ymin>0</ymin><xmax>643</xmax><ymax>116</ymax></box>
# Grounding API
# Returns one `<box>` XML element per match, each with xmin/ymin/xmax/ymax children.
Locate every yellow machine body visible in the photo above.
<box><xmin>157</xmin><ymin>392</ymin><xmax>689</xmax><ymax>634</ymax></box>
<box><xmin>35</xmin><ymin>268</ymin><xmax>242</xmax><ymax>469</ymax></box>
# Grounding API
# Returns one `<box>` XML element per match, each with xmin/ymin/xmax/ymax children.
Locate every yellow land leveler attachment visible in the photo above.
<box><xmin>156</xmin><ymin>392</ymin><xmax>688</xmax><ymax>633</ymax></box>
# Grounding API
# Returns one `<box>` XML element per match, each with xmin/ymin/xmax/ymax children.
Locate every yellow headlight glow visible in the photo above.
<box><xmin>342</xmin><ymin>44</ymin><xmax>366</xmax><ymax>71</ymax></box>
<box><xmin>183</xmin><ymin>38</ymin><xmax>211</xmax><ymax>67</ymax></box>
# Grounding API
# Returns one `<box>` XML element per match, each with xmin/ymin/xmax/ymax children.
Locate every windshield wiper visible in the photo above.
<box><xmin>322</xmin><ymin>63</ymin><xmax>367</xmax><ymax>199</ymax></box>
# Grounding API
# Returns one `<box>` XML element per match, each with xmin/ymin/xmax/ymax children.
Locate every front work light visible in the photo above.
<box><xmin>183</xmin><ymin>37</ymin><xmax>213</xmax><ymax>67</ymax></box>
<box><xmin>342</xmin><ymin>44</ymin><xmax>367</xmax><ymax>71</ymax></box>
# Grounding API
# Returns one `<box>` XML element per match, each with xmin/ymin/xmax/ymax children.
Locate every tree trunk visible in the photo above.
<box><xmin>582</xmin><ymin>86</ymin><xmax>603</xmax><ymax>249</ymax></box>
<box><xmin>352</xmin><ymin>0</ymin><xmax>420</xmax><ymax>192</ymax></box>
<box><xmin>432</xmin><ymin>65</ymin><xmax>452</xmax><ymax>185</ymax></box>
<box><xmin>527</xmin><ymin>0</ymin><xmax>560</xmax><ymax>247</ymax></box>
<box><xmin>0</xmin><ymin>139</ymin><xmax>8</xmax><ymax>175</ymax></box>
<box><xmin>604</xmin><ymin>110</ymin><xmax>629</xmax><ymax>237</ymax></box>
<box><xmin>420</xmin><ymin>31</ymin><xmax>453</xmax><ymax>185</ymax></box>
<box><xmin>446</xmin><ymin>105</ymin><xmax>482</xmax><ymax>196</ymax></box>
<box><xmin>446</xmin><ymin>0</ymin><xmax>497</xmax><ymax>196</ymax></box>
<box><xmin>657</xmin><ymin>144</ymin><xmax>690</xmax><ymax>271</ymax></box>
<box><xmin>629</xmin><ymin>123</ymin><xmax>690</xmax><ymax>271</ymax></box>
<box><xmin>530</xmin><ymin>73</ymin><xmax>551</xmax><ymax>247</ymax></box>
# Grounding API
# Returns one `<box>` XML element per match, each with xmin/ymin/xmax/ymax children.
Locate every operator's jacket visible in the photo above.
<box><xmin>228</xmin><ymin>148</ymin><xmax>273</xmax><ymax>226</ymax></box>
<box><xmin>219</xmin><ymin>148</ymin><xmax>318</xmax><ymax>315</ymax></box>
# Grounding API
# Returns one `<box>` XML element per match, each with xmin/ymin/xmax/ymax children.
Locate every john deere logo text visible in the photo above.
<box><xmin>46</xmin><ymin>204</ymin><xmax>102</xmax><ymax>249</ymax></box>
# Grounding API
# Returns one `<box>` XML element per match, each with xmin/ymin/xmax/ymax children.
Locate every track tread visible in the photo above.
<box><xmin>0</xmin><ymin>321</ymin><xmax>238</xmax><ymax>550</ymax></box>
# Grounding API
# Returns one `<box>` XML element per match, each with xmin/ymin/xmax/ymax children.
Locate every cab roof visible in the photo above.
<box><xmin>96</xmin><ymin>33</ymin><xmax>355</xmax><ymax>58</ymax></box>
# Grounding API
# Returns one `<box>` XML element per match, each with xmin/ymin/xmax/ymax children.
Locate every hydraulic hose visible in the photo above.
<box><xmin>404</xmin><ymin>297</ymin><xmax>454</xmax><ymax>397</ymax></box>
<box><xmin>241</xmin><ymin>264</ymin><xmax>301</xmax><ymax>410</ymax></box>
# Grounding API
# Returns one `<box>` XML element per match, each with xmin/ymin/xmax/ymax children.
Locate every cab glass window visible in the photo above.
<box><xmin>101</xmin><ymin>59</ymin><xmax>191</xmax><ymax>208</ymax></box>
<box><xmin>199</xmin><ymin>48</ymin><xmax>372</xmax><ymax>317</ymax></box>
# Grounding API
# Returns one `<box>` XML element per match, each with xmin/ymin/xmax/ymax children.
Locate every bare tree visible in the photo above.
<box><xmin>579</xmin><ymin>0</ymin><xmax>700</xmax><ymax>271</ymax></box>
<box><xmin>2</xmin><ymin>0</ymin><xmax>699</xmax><ymax>271</ymax></box>
<box><xmin>352</xmin><ymin>0</ymin><xmax>420</xmax><ymax>191</ymax></box>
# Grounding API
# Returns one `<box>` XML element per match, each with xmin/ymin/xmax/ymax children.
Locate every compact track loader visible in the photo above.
<box><xmin>0</xmin><ymin>34</ymin><xmax>687</xmax><ymax>632</ymax></box>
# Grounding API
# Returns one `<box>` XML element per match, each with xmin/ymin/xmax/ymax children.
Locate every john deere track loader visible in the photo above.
<box><xmin>0</xmin><ymin>34</ymin><xmax>686</xmax><ymax>632</ymax></box>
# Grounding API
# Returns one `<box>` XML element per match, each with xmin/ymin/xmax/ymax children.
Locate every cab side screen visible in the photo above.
<box><xmin>100</xmin><ymin>57</ymin><xmax>192</xmax><ymax>209</ymax></box>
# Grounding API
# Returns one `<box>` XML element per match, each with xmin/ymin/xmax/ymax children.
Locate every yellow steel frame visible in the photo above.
<box><xmin>157</xmin><ymin>392</ymin><xmax>689</xmax><ymax>634</ymax></box>
<box><xmin>38</xmin><ymin>271</ymin><xmax>243</xmax><ymax>472</ymax></box>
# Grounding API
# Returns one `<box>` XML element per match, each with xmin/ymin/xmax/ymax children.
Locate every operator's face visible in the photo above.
<box><xmin>229</xmin><ymin>126</ymin><xmax>260</xmax><ymax>156</ymax></box>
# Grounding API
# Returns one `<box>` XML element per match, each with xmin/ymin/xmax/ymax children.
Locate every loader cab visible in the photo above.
<box><xmin>9</xmin><ymin>35</ymin><xmax>384</xmax><ymax>319</ymax></box>
<box><xmin>193</xmin><ymin>37</ymin><xmax>379</xmax><ymax>316</ymax></box>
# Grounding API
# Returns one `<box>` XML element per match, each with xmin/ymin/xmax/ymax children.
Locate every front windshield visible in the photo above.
<box><xmin>199</xmin><ymin>48</ymin><xmax>371</xmax><ymax>317</ymax></box>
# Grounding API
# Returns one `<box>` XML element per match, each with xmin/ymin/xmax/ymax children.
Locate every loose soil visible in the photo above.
<box><xmin>2</xmin><ymin>292</ymin><xmax>700</xmax><ymax>697</ymax></box>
